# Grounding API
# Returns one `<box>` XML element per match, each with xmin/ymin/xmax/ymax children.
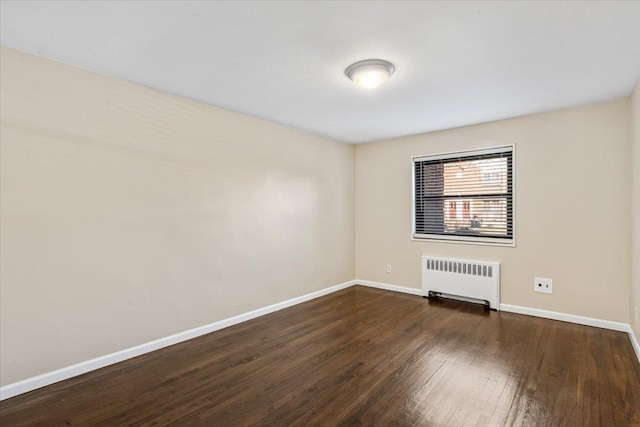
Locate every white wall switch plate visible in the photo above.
<box><xmin>534</xmin><ymin>277</ymin><xmax>553</xmax><ymax>294</ymax></box>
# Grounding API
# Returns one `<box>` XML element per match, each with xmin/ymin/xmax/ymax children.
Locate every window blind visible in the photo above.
<box><xmin>413</xmin><ymin>146</ymin><xmax>513</xmax><ymax>244</ymax></box>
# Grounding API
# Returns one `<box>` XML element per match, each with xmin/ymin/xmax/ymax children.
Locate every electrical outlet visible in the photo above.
<box><xmin>386</xmin><ymin>265</ymin><xmax>392</xmax><ymax>273</ymax></box>
<box><xmin>635</xmin><ymin>307</ymin><xmax>638</xmax><ymax>324</ymax></box>
<box><xmin>534</xmin><ymin>277</ymin><xmax>553</xmax><ymax>294</ymax></box>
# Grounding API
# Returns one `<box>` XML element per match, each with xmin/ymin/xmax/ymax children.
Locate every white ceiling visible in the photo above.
<box><xmin>1</xmin><ymin>1</ymin><xmax>640</xmax><ymax>143</ymax></box>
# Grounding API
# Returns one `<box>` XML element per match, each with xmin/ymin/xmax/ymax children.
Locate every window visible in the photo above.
<box><xmin>482</xmin><ymin>172</ymin><xmax>500</xmax><ymax>186</ymax></box>
<box><xmin>413</xmin><ymin>146</ymin><xmax>514</xmax><ymax>245</ymax></box>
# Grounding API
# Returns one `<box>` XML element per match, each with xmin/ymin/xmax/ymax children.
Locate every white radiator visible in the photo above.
<box><xmin>421</xmin><ymin>255</ymin><xmax>500</xmax><ymax>309</ymax></box>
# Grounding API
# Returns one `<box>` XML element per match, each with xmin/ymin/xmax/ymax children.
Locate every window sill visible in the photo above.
<box><xmin>411</xmin><ymin>235</ymin><xmax>516</xmax><ymax>248</ymax></box>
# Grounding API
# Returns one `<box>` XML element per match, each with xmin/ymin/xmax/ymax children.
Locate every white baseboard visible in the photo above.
<box><xmin>355</xmin><ymin>279</ymin><xmax>423</xmax><ymax>296</ymax></box>
<box><xmin>499</xmin><ymin>303</ymin><xmax>629</xmax><ymax>332</ymax></box>
<box><xmin>353</xmin><ymin>285</ymin><xmax>640</xmax><ymax>365</ymax></box>
<box><xmin>627</xmin><ymin>326</ymin><xmax>640</xmax><ymax>364</ymax></box>
<box><xmin>0</xmin><ymin>280</ymin><xmax>356</xmax><ymax>401</ymax></box>
<box><xmin>3</xmin><ymin>279</ymin><xmax>638</xmax><ymax>401</ymax></box>
<box><xmin>501</xmin><ymin>303</ymin><xmax>640</xmax><ymax>365</ymax></box>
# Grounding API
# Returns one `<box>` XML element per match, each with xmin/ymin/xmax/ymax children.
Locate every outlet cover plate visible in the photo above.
<box><xmin>534</xmin><ymin>277</ymin><xmax>553</xmax><ymax>294</ymax></box>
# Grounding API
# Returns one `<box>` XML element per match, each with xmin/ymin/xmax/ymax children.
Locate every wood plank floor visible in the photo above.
<box><xmin>1</xmin><ymin>286</ymin><xmax>639</xmax><ymax>426</ymax></box>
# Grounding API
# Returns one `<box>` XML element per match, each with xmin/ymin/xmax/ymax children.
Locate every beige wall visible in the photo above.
<box><xmin>0</xmin><ymin>47</ymin><xmax>355</xmax><ymax>385</ymax></box>
<box><xmin>356</xmin><ymin>99</ymin><xmax>631</xmax><ymax>323</ymax></box>
<box><xmin>0</xmin><ymin>44</ymin><xmax>636</xmax><ymax>388</ymax></box>
<box><xmin>631</xmin><ymin>77</ymin><xmax>640</xmax><ymax>340</ymax></box>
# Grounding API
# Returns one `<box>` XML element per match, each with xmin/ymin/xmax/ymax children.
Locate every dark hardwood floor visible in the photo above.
<box><xmin>1</xmin><ymin>286</ymin><xmax>639</xmax><ymax>426</ymax></box>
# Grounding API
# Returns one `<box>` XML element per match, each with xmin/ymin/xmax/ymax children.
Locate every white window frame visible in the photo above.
<box><xmin>411</xmin><ymin>144</ymin><xmax>516</xmax><ymax>247</ymax></box>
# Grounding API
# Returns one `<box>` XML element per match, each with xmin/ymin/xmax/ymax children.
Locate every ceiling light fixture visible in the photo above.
<box><xmin>345</xmin><ymin>59</ymin><xmax>395</xmax><ymax>90</ymax></box>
